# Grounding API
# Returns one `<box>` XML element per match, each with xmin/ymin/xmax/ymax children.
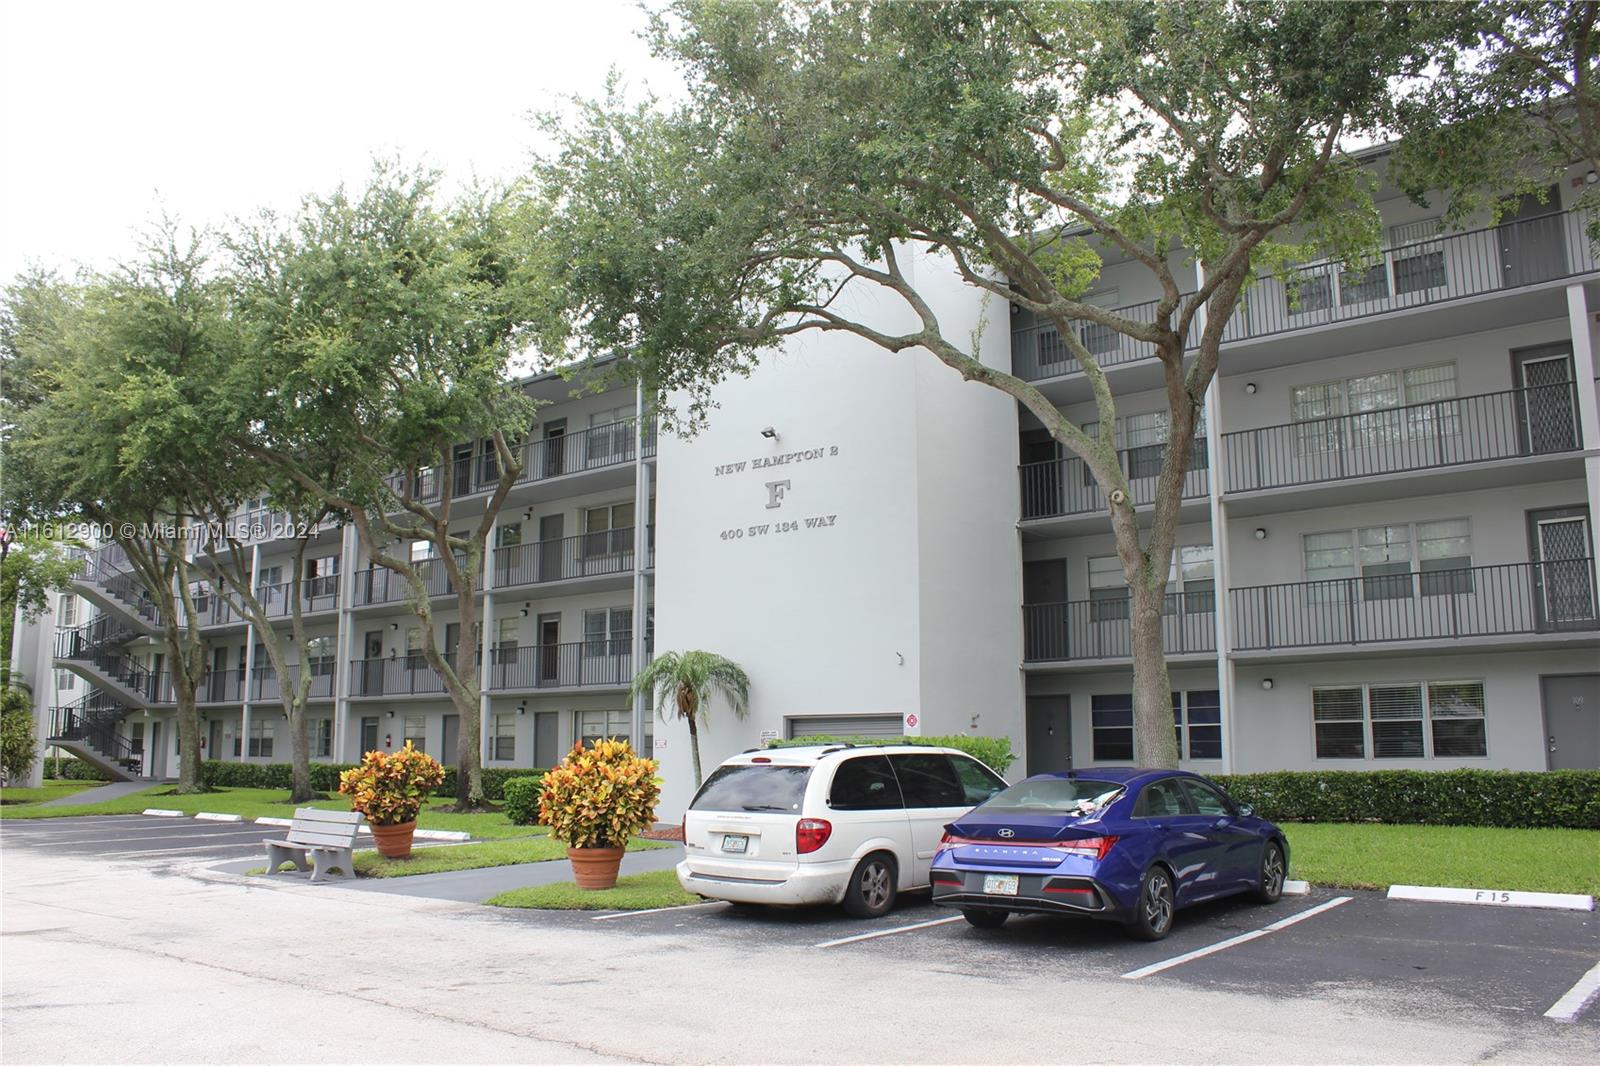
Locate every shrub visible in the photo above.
<box><xmin>197</xmin><ymin>759</ymin><xmax>546</xmax><ymax>799</ymax></box>
<box><xmin>438</xmin><ymin>765</ymin><xmax>550</xmax><ymax>801</ymax></box>
<box><xmin>1214</xmin><ymin>769</ymin><xmax>1600</xmax><ymax>830</ymax></box>
<box><xmin>45</xmin><ymin>755</ymin><xmax>111</xmax><ymax>781</ymax></box>
<box><xmin>539</xmin><ymin>739</ymin><xmax>660</xmax><ymax>848</ymax></box>
<box><xmin>502</xmin><ymin>775</ymin><xmax>545</xmax><ymax>825</ymax></box>
<box><xmin>2</xmin><ymin>688</ymin><xmax>38</xmax><ymax>783</ymax></box>
<box><xmin>768</xmin><ymin>733</ymin><xmax>1016</xmax><ymax>774</ymax></box>
<box><xmin>337</xmin><ymin>743</ymin><xmax>447</xmax><ymax>826</ymax></box>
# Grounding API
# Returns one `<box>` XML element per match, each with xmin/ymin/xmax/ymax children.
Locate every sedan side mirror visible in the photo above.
<box><xmin>1237</xmin><ymin>804</ymin><xmax>1255</xmax><ymax>818</ymax></box>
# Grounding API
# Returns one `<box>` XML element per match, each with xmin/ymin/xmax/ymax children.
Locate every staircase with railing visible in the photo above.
<box><xmin>47</xmin><ymin>694</ymin><xmax>141</xmax><ymax>781</ymax></box>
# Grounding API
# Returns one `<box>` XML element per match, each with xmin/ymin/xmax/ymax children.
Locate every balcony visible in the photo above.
<box><xmin>199</xmin><ymin>669</ymin><xmax>245</xmax><ymax>704</ymax></box>
<box><xmin>1021</xmin><ymin>445</ymin><xmax>1208</xmax><ymax>522</ymax></box>
<box><xmin>349</xmin><ymin>654</ymin><xmax>459</xmax><ymax>697</ymax></box>
<box><xmin>385</xmin><ymin>418</ymin><xmax>658</xmax><ymax>503</ymax></box>
<box><xmin>1022</xmin><ymin>593</ymin><xmax>1217</xmax><ymax>664</ymax></box>
<box><xmin>486</xmin><ymin>640</ymin><xmax>635</xmax><ymax>691</ymax></box>
<box><xmin>1222</xmin><ymin>383</ymin><xmax>1583</xmax><ymax>496</ymax></box>
<box><xmin>1011</xmin><ymin>210</ymin><xmax>1598</xmax><ymax>384</ymax></box>
<box><xmin>493</xmin><ymin>526</ymin><xmax>654</xmax><ymax>588</ymax></box>
<box><xmin>250</xmin><ymin>664</ymin><xmax>335</xmax><ymax>702</ymax></box>
<box><xmin>353</xmin><ymin>555</ymin><xmax>467</xmax><ymax>607</ymax></box>
<box><xmin>1230</xmin><ymin>560</ymin><xmax>1600</xmax><ymax>653</ymax></box>
<box><xmin>195</xmin><ymin>577</ymin><xmax>341</xmax><ymax>627</ymax></box>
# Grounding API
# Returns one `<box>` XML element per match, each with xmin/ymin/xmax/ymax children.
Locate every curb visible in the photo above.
<box><xmin>1283</xmin><ymin>879</ymin><xmax>1310</xmax><ymax>896</ymax></box>
<box><xmin>1387</xmin><ymin>884</ymin><xmax>1596</xmax><ymax>912</ymax></box>
<box><xmin>195</xmin><ymin>812</ymin><xmax>244</xmax><ymax>823</ymax></box>
<box><xmin>142</xmin><ymin>809</ymin><xmax>183</xmax><ymax>817</ymax></box>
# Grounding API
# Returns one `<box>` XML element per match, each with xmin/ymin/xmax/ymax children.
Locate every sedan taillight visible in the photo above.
<box><xmin>1056</xmin><ymin>835</ymin><xmax>1120</xmax><ymax>861</ymax></box>
<box><xmin>796</xmin><ymin>817</ymin><xmax>832</xmax><ymax>854</ymax></box>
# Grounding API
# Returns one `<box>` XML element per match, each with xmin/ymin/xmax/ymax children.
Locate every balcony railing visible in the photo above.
<box><xmin>1021</xmin><ymin>444</ymin><xmax>1208</xmax><ymax>520</ymax></box>
<box><xmin>1230</xmin><ymin>560</ymin><xmax>1600</xmax><ymax>652</ymax></box>
<box><xmin>348</xmin><ymin>654</ymin><xmax>459</xmax><ymax>697</ymax></box>
<box><xmin>1012</xmin><ymin>210</ymin><xmax>1600</xmax><ymax>382</ymax></box>
<box><xmin>1222</xmin><ymin>383</ymin><xmax>1583</xmax><ymax>493</ymax></box>
<box><xmin>384</xmin><ymin>418</ymin><xmax>658</xmax><ymax>503</ymax></box>
<box><xmin>200</xmin><ymin>669</ymin><xmax>245</xmax><ymax>704</ymax></box>
<box><xmin>251</xmin><ymin>664</ymin><xmax>336</xmax><ymax>702</ymax></box>
<box><xmin>1022</xmin><ymin>593</ymin><xmax>1217</xmax><ymax>663</ymax></box>
<box><xmin>54</xmin><ymin>616</ymin><xmax>136</xmax><ymax>661</ymax></box>
<box><xmin>493</xmin><ymin>526</ymin><xmax>654</xmax><ymax>588</ymax></box>
<box><xmin>486</xmin><ymin>640</ymin><xmax>635</xmax><ymax>691</ymax></box>
<box><xmin>353</xmin><ymin>554</ymin><xmax>469</xmax><ymax>606</ymax></box>
<box><xmin>194</xmin><ymin>578</ymin><xmax>341</xmax><ymax>626</ymax></box>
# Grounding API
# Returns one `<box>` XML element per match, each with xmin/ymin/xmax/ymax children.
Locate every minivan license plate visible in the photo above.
<box><xmin>983</xmin><ymin>874</ymin><xmax>1020</xmax><ymax>896</ymax></box>
<box><xmin>721</xmin><ymin>834</ymin><xmax>749</xmax><ymax>854</ymax></box>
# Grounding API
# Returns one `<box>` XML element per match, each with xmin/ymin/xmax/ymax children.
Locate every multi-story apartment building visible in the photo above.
<box><xmin>13</xmin><ymin>156</ymin><xmax>1600</xmax><ymax>816</ymax></box>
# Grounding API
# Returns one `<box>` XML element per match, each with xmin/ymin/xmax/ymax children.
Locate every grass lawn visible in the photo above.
<box><xmin>0</xmin><ymin>779</ymin><xmax>106</xmax><ymax>806</ymax></box>
<box><xmin>0</xmin><ymin>784</ymin><xmax>543</xmax><ymax>839</ymax></box>
<box><xmin>1285</xmin><ymin>823</ymin><xmax>1600</xmax><ymax>896</ymax></box>
<box><xmin>351</xmin><ymin>835</ymin><xmax>668</xmax><ymax>878</ymax></box>
<box><xmin>487</xmin><ymin>869</ymin><xmax>699</xmax><ymax>911</ymax></box>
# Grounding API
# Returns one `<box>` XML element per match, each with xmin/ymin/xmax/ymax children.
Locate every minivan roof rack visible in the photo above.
<box><xmin>818</xmin><ymin>743</ymin><xmax>857</xmax><ymax>755</ymax></box>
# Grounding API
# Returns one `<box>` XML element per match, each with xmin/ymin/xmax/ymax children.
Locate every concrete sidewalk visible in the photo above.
<box><xmin>35</xmin><ymin>779</ymin><xmax>161</xmax><ymax>806</ymax></box>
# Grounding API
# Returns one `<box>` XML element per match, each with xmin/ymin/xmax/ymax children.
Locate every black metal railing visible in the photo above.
<box><xmin>1222</xmin><ymin>383</ymin><xmax>1583</xmax><ymax>493</ymax></box>
<box><xmin>48</xmin><ymin>707</ymin><xmax>141</xmax><ymax>770</ymax></box>
<box><xmin>193</xmin><ymin>578</ymin><xmax>341</xmax><ymax>627</ymax></box>
<box><xmin>72</xmin><ymin>545</ymin><xmax>162</xmax><ymax>626</ymax></box>
<box><xmin>54</xmin><ymin>616</ymin><xmax>136</xmax><ymax>662</ymax></box>
<box><xmin>383</xmin><ymin>418</ymin><xmax>658</xmax><ymax>503</ymax></box>
<box><xmin>353</xmin><ymin>554</ymin><xmax>469</xmax><ymax>606</ymax></box>
<box><xmin>1021</xmin><ymin>444</ymin><xmax>1209</xmax><ymax>520</ymax></box>
<box><xmin>1230</xmin><ymin>559</ymin><xmax>1600</xmax><ymax>651</ymax></box>
<box><xmin>485</xmin><ymin>640</ymin><xmax>635</xmax><ymax>691</ymax></box>
<box><xmin>200</xmin><ymin>669</ymin><xmax>246</xmax><ymax>704</ymax></box>
<box><xmin>348</xmin><ymin>653</ymin><xmax>459</xmax><ymax>697</ymax></box>
<box><xmin>493</xmin><ymin>526</ymin><xmax>653</xmax><ymax>588</ymax></box>
<box><xmin>250</xmin><ymin>664</ymin><xmax>336</xmax><ymax>702</ymax></box>
<box><xmin>1013</xmin><ymin>210</ymin><xmax>1600</xmax><ymax>382</ymax></box>
<box><xmin>1022</xmin><ymin>593</ymin><xmax>1217</xmax><ymax>662</ymax></box>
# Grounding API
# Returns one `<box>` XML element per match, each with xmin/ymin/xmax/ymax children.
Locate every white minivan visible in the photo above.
<box><xmin>677</xmin><ymin>744</ymin><xmax>1008</xmax><ymax>917</ymax></box>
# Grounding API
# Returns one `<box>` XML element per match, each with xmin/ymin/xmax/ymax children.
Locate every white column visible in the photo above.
<box><xmin>630</xmin><ymin>381</ymin><xmax>652</xmax><ymax>756</ymax></box>
<box><xmin>333</xmin><ymin>524</ymin><xmax>358</xmax><ymax>762</ymax></box>
<box><xmin>1196</xmin><ymin>263</ymin><xmax>1236</xmax><ymax>774</ymax></box>
<box><xmin>239</xmin><ymin>545</ymin><xmax>261</xmax><ymax>763</ymax></box>
<box><xmin>1565</xmin><ymin>284</ymin><xmax>1600</xmax><ymax>565</ymax></box>
<box><xmin>479</xmin><ymin>524</ymin><xmax>495</xmax><ymax>768</ymax></box>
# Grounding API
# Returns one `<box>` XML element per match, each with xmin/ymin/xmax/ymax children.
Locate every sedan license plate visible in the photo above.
<box><xmin>983</xmin><ymin>874</ymin><xmax>1020</xmax><ymax>896</ymax></box>
<box><xmin>721</xmin><ymin>834</ymin><xmax>749</xmax><ymax>854</ymax></box>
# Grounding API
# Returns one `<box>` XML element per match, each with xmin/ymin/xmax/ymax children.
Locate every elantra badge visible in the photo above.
<box><xmin>998</xmin><ymin>828</ymin><xmax>1014</xmax><ymax>839</ymax></box>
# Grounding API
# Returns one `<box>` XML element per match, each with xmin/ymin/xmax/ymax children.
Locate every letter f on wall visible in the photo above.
<box><xmin>765</xmin><ymin>480</ymin><xmax>792</xmax><ymax>509</ymax></box>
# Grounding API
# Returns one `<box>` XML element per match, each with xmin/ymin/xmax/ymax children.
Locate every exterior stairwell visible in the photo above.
<box><xmin>53</xmin><ymin>617</ymin><xmax>174</xmax><ymax>709</ymax></box>
<box><xmin>47</xmin><ymin>698</ymin><xmax>142</xmax><ymax>782</ymax></box>
<box><xmin>66</xmin><ymin>546</ymin><xmax>163</xmax><ymax>636</ymax></box>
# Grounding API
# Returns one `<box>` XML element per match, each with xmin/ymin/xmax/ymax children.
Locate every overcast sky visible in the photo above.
<box><xmin>0</xmin><ymin>0</ymin><xmax>678</xmax><ymax>287</ymax></box>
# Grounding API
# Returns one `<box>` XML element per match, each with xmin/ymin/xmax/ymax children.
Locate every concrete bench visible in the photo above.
<box><xmin>264</xmin><ymin>808</ymin><xmax>364</xmax><ymax>883</ymax></box>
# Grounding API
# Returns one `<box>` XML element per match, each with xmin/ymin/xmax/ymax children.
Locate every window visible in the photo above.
<box><xmin>1313</xmin><ymin>681</ymin><xmax>1486</xmax><ymax>759</ymax></box>
<box><xmin>1084</xmin><ymin>409</ymin><xmax>1209</xmax><ymax>479</ymax></box>
<box><xmin>248</xmin><ymin>717</ymin><xmax>275</xmax><ymax>758</ymax></box>
<box><xmin>313</xmin><ymin>719</ymin><xmax>332</xmax><ymax>759</ymax></box>
<box><xmin>1291</xmin><ymin>364</ymin><xmax>1457</xmax><ymax>454</ymax></box>
<box><xmin>691</xmin><ymin>764</ymin><xmax>812</xmax><ymax>813</ymax></box>
<box><xmin>496</xmin><ymin>522</ymin><xmax>522</xmax><ymax>548</ymax></box>
<box><xmin>1303</xmin><ymin>521</ymin><xmax>1472</xmax><ymax>603</ymax></box>
<box><xmin>305</xmin><ymin>635</ymin><xmax>335</xmax><ymax>676</ymax></box>
<box><xmin>584</xmin><ymin>502</ymin><xmax>635</xmax><ymax>557</ymax></box>
<box><xmin>1179</xmin><ymin>778</ymin><xmax>1235</xmax><ymax>817</ymax></box>
<box><xmin>1135</xmin><ymin>779</ymin><xmax>1191</xmax><ymax>818</ymax></box>
<box><xmin>1169</xmin><ymin>545</ymin><xmax>1216</xmax><ymax>615</ymax></box>
<box><xmin>406</xmin><ymin>627</ymin><xmax>425</xmax><ymax>669</ymax></box>
<box><xmin>1088</xmin><ymin>556</ymin><xmax>1129</xmax><ymax>622</ymax></box>
<box><xmin>1286</xmin><ymin>268</ymin><xmax>1334</xmax><ymax>314</ymax></box>
<box><xmin>1075</xmin><ymin>288</ymin><xmax>1121</xmax><ymax>356</ymax></box>
<box><xmin>949</xmin><ymin>756</ymin><xmax>1006</xmax><ymax>804</ymax></box>
<box><xmin>410</xmin><ymin>540</ymin><xmax>434</xmax><ymax>563</ymax></box>
<box><xmin>403</xmin><ymin>715</ymin><xmax>426</xmax><ymax>751</ymax></box>
<box><xmin>578</xmin><ymin>709</ymin><xmax>631</xmax><ymax>745</ymax></box>
<box><xmin>587</xmin><ymin>404</ymin><xmax>635</xmax><ymax>463</ymax></box>
<box><xmin>1339</xmin><ymin>261</ymin><xmax>1389</xmax><ymax>305</ymax></box>
<box><xmin>493</xmin><ymin>713</ymin><xmax>516</xmax><ymax>761</ymax></box>
<box><xmin>890</xmin><ymin>754</ymin><xmax>966</xmax><ymax>807</ymax></box>
<box><xmin>583</xmin><ymin>607</ymin><xmax>631</xmax><ymax>656</ymax></box>
<box><xmin>304</xmin><ymin>556</ymin><xmax>338</xmax><ymax>599</ymax></box>
<box><xmin>56</xmin><ymin>669</ymin><xmax>76</xmax><ymax>692</ymax></box>
<box><xmin>1390</xmin><ymin>217</ymin><xmax>1446</xmax><ymax>295</ymax></box>
<box><xmin>1173</xmin><ymin>690</ymin><xmax>1222</xmax><ymax>759</ymax></box>
<box><xmin>828</xmin><ymin>755</ymin><xmax>904</xmax><ymax>810</ymax></box>
<box><xmin>59</xmin><ymin>596</ymin><xmax>78</xmax><ymax>627</ymax></box>
<box><xmin>495</xmin><ymin>617</ymin><xmax>520</xmax><ymax>663</ymax></box>
<box><xmin>1091</xmin><ymin>694</ymin><xmax>1134</xmax><ymax>761</ymax></box>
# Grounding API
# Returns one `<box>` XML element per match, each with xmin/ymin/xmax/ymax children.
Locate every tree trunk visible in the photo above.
<box><xmin>173</xmin><ymin>683</ymin><xmax>203</xmax><ymax>792</ymax></box>
<box><xmin>687</xmin><ymin>713</ymin><xmax>703</xmax><ymax>787</ymax></box>
<box><xmin>287</xmin><ymin>700</ymin><xmax>313</xmax><ymax>802</ymax></box>
<box><xmin>1130</xmin><ymin>583</ymin><xmax>1180</xmax><ymax>768</ymax></box>
<box><xmin>451</xmin><ymin>583</ymin><xmax>485</xmax><ymax>808</ymax></box>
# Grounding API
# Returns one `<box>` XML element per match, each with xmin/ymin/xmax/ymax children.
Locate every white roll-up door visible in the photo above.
<box><xmin>785</xmin><ymin>714</ymin><xmax>902</xmax><ymax>739</ymax></box>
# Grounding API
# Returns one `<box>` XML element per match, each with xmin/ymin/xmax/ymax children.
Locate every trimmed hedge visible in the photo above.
<box><xmin>198</xmin><ymin>760</ymin><xmax>548</xmax><ymax>800</ymax></box>
<box><xmin>768</xmin><ymin>734</ymin><xmax>1016</xmax><ymax>774</ymax></box>
<box><xmin>1214</xmin><ymin>770</ymin><xmax>1600</xmax><ymax>830</ymax></box>
<box><xmin>502</xmin><ymin>776</ymin><xmax>544</xmax><ymax>825</ymax></box>
<box><xmin>44</xmin><ymin>756</ymin><xmax>112</xmax><ymax>782</ymax></box>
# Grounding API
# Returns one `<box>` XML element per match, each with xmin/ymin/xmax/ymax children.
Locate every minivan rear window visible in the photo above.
<box><xmin>690</xmin><ymin>764</ymin><xmax>813</xmax><ymax>813</ymax></box>
<box><xmin>984</xmin><ymin>778</ymin><xmax>1125</xmax><ymax>814</ymax></box>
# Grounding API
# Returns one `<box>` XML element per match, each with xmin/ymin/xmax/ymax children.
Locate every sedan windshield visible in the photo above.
<box><xmin>984</xmin><ymin>778</ymin><xmax>1124</xmax><ymax>815</ymax></box>
<box><xmin>690</xmin><ymin>764</ymin><xmax>813</xmax><ymax>813</ymax></box>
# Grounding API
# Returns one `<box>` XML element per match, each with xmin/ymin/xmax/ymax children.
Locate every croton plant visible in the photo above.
<box><xmin>338</xmin><ymin>742</ymin><xmax>446</xmax><ymax>826</ymax></box>
<box><xmin>539</xmin><ymin>738</ymin><xmax>661</xmax><ymax>849</ymax></box>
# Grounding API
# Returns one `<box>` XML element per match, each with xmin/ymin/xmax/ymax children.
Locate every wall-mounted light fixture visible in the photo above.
<box><xmin>523</xmin><ymin>509</ymin><xmax>532</xmax><ymax>521</ymax></box>
<box><xmin>1244</xmin><ymin>382</ymin><xmax>1258</xmax><ymax>395</ymax></box>
<box><xmin>518</xmin><ymin>700</ymin><xmax>527</xmax><ymax>715</ymax></box>
<box><xmin>1261</xmin><ymin>678</ymin><xmax>1275</xmax><ymax>691</ymax></box>
<box><xmin>1254</xmin><ymin>528</ymin><xmax>1268</xmax><ymax>540</ymax></box>
<box><xmin>390</xmin><ymin>622</ymin><xmax>399</xmax><ymax>631</ymax></box>
<box><xmin>520</xmin><ymin>603</ymin><xmax>530</xmax><ymax>617</ymax></box>
<box><xmin>760</xmin><ymin>426</ymin><xmax>779</xmax><ymax>440</ymax></box>
<box><xmin>1587</xmin><ymin>169</ymin><xmax>1598</xmax><ymax>186</ymax></box>
<box><xmin>386</xmin><ymin>710</ymin><xmax>395</xmax><ymax>718</ymax></box>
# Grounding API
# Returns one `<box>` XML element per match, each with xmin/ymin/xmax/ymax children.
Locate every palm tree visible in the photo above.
<box><xmin>630</xmin><ymin>649</ymin><xmax>750</xmax><ymax>787</ymax></box>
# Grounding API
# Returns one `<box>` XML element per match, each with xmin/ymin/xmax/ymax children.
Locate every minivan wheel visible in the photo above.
<box><xmin>962</xmin><ymin>908</ymin><xmax>1008</xmax><ymax>930</ymax></box>
<box><xmin>1250</xmin><ymin>841</ymin><xmax>1287</xmax><ymax>904</ymax></box>
<box><xmin>842</xmin><ymin>854</ymin><xmax>897</xmax><ymax>918</ymax></box>
<box><xmin>1124</xmin><ymin>866</ymin><xmax>1176</xmax><ymax>941</ymax></box>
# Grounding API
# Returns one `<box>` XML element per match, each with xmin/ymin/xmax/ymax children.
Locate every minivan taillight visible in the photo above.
<box><xmin>796</xmin><ymin>817</ymin><xmax>832</xmax><ymax>854</ymax></box>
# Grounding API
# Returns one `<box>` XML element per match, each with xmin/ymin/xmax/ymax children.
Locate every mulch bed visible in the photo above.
<box><xmin>639</xmin><ymin>825</ymin><xmax>685</xmax><ymax>842</ymax></box>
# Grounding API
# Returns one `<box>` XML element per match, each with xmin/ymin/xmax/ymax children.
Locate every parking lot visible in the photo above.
<box><xmin>0</xmin><ymin>814</ymin><xmax>289</xmax><ymax>862</ymax></box>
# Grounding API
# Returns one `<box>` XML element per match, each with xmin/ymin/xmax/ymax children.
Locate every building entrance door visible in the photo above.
<box><xmin>1528</xmin><ymin>507</ymin><xmax>1596</xmax><ymax>630</ymax></box>
<box><xmin>360</xmin><ymin>716</ymin><xmax>379</xmax><ymax>756</ymax></box>
<box><xmin>208</xmin><ymin>718</ymin><xmax>223</xmax><ymax>760</ymax></box>
<box><xmin>441</xmin><ymin>714</ymin><xmax>460</xmax><ymax>766</ymax></box>
<box><xmin>1498</xmin><ymin>187</ymin><xmax>1566</xmax><ymax>287</ymax></box>
<box><xmin>1541</xmin><ymin>675</ymin><xmax>1600</xmax><ymax>769</ymax></box>
<box><xmin>538</xmin><ymin>614</ymin><xmax>561</xmax><ymax>685</ymax></box>
<box><xmin>1025</xmin><ymin>696</ymin><xmax>1072</xmax><ymax>775</ymax></box>
<box><xmin>1513</xmin><ymin>345</ymin><xmax>1579</xmax><ymax>454</ymax></box>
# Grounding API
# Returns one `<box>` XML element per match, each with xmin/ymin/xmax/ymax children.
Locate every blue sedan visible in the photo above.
<box><xmin>929</xmin><ymin>769</ymin><xmax>1289</xmax><ymax>940</ymax></box>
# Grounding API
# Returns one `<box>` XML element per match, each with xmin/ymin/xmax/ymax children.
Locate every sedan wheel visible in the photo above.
<box><xmin>842</xmin><ymin>854</ymin><xmax>897</xmax><ymax>918</ymax></box>
<box><xmin>1251</xmin><ymin>841</ymin><xmax>1287</xmax><ymax>904</ymax></box>
<box><xmin>1125</xmin><ymin>867</ymin><xmax>1175</xmax><ymax>941</ymax></box>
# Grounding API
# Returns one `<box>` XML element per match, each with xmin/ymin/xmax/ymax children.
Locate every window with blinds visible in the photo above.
<box><xmin>1390</xmin><ymin>217</ymin><xmax>1447</xmax><ymax>294</ymax></box>
<box><xmin>1313</xmin><ymin>680</ymin><xmax>1485</xmax><ymax>759</ymax></box>
<box><xmin>1291</xmin><ymin>363</ymin><xmax>1457</xmax><ymax>453</ymax></box>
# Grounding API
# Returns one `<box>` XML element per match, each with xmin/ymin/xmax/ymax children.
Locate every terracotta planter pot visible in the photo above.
<box><xmin>371</xmin><ymin>820</ymin><xmax>418</xmax><ymax>858</ymax></box>
<box><xmin>567</xmin><ymin>845</ymin><xmax>625</xmax><ymax>890</ymax></box>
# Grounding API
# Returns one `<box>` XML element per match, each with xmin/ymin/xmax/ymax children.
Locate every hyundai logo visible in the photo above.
<box><xmin>998</xmin><ymin>828</ymin><xmax>1014</xmax><ymax>839</ymax></box>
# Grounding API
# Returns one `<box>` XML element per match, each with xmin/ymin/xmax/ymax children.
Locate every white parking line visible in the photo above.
<box><xmin>1544</xmin><ymin>959</ymin><xmax>1600</xmax><ymax>1023</ymax></box>
<box><xmin>814</xmin><ymin>915</ymin><xmax>964</xmax><ymax>949</ymax></box>
<box><xmin>27</xmin><ymin>829</ymin><xmax>272</xmax><ymax>847</ymax></box>
<box><xmin>591</xmin><ymin>902</ymin><xmax>729</xmax><ymax>921</ymax></box>
<box><xmin>1120</xmin><ymin>896</ymin><xmax>1354</xmax><ymax>980</ymax></box>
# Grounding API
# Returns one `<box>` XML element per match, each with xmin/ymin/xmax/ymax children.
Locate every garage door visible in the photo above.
<box><xmin>785</xmin><ymin>714</ymin><xmax>903</xmax><ymax>739</ymax></box>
